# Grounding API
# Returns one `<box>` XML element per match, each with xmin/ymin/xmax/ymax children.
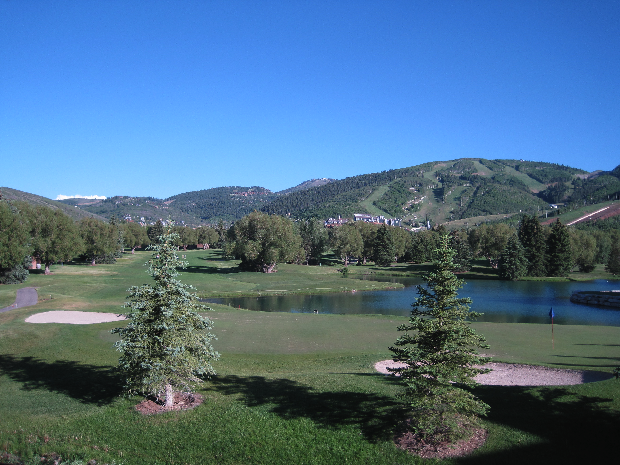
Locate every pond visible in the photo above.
<box><xmin>206</xmin><ymin>278</ymin><xmax>620</xmax><ymax>326</ymax></box>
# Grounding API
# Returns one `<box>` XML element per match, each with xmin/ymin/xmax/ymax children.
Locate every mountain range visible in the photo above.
<box><xmin>3</xmin><ymin>159</ymin><xmax>619</xmax><ymax>227</ymax></box>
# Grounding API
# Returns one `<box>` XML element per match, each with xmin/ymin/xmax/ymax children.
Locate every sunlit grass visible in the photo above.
<box><xmin>1</xmin><ymin>251</ymin><xmax>620</xmax><ymax>464</ymax></box>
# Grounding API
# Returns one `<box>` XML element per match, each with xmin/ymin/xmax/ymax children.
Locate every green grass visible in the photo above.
<box><xmin>1</xmin><ymin>252</ymin><xmax>620</xmax><ymax>464</ymax></box>
<box><xmin>358</xmin><ymin>185</ymin><xmax>391</xmax><ymax>216</ymax></box>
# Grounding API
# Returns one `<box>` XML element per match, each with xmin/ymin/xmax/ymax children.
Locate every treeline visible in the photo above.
<box><xmin>0</xmin><ymin>199</ymin><xmax>225</xmax><ymax>284</ymax></box>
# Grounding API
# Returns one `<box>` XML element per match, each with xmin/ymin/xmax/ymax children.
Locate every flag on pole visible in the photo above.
<box><xmin>549</xmin><ymin>307</ymin><xmax>555</xmax><ymax>349</ymax></box>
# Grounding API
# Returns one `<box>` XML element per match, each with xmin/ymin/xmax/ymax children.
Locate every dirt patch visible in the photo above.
<box><xmin>135</xmin><ymin>392</ymin><xmax>204</xmax><ymax>415</ymax></box>
<box><xmin>394</xmin><ymin>420</ymin><xmax>487</xmax><ymax>459</ymax></box>
<box><xmin>374</xmin><ymin>360</ymin><xmax>613</xmax><ymax>386</ymax></box>
<box><xmin>25</xmin><ymin>311</ymin><xmax>126</xmax><ymax>324</ymax></box>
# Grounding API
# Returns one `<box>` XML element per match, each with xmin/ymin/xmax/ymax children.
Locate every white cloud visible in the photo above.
<box><xmin>56</xmin><ymin>194</ymin><xmax>107</xmax><ymax>200</ymax></box>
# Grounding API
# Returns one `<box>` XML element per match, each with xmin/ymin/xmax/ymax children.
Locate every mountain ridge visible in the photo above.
<box><xmin>4</xmin><ymin>158</ymin><xmax>619</xmax><ymax>226</ymax></box>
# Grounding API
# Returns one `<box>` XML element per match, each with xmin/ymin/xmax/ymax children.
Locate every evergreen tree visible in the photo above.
<box><xmin>449</xmin><ymin>229</ymin><xmax>472</xmax><ymax>272</ymax></box>
<box><xmin>112</xmin><ymin>225</ymin><xmax>218</xmax><ymax>408</ymax></box>
<box><xmin>147</xmin><ymin>220</ymin><xmax>164</xmax><ymax>244</ymax></box>
<box><xmin>546</xmin><ymin>219</ymin><xmax>573</xmax><ymax>277</ymax></box>
<box><xmin>389</xmin><ymin>234</ymin><xmax>490</xmax><ymax>441</ymax></box>
<box><xmin>518</xmin><ymin>214</ymin><xmax>547</xmax><ymax>277</ymax></box>
<box><xmin>498</xmin><ymin>235</ymin><xmax>529</xmax><ymax>280</ymax></box>
<box><xmin>373</xmin><ymin>224</ymin><xmax>395</xmax><ymax>266</ymax></box>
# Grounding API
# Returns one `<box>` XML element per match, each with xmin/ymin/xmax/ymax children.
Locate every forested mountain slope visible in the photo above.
<box><xmin>6</xmin><ymin>159</ymin><xmax>618</xmax><ymax>226</ymax></box>
<box><xmin>0</xmin><ymin>187</ymin><xmax>105</xmax><ymax>221</ymax></box>
<box><xmin>262</xmin><ymin>159</ymin><xmax>604</xmax><ymax>226</ymax></box>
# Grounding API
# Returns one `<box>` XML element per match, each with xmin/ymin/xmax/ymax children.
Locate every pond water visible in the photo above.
<box><xmin>206</xmin><ymin>278</ymin><xmax>620</xmax><ymax>326</ymax></box>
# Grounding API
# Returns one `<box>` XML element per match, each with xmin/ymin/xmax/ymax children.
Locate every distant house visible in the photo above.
<box><xmin>324</xmin><ymin>216</ymin><xmax>348</xmax><ymax>227</ymax></box>
<box><xmin>353</xmin><ymin>214</ymin><xmax>401</xmax><ymax>227</ymax></box>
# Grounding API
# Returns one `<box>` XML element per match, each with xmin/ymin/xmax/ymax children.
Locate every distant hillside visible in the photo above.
<box><xmin>5</xmin><ymin>161</ymin><xmax>618</xmax><ymax>227</ymax></box>
<box><xmin>260</xmin><ymin>159</ymin><xmax>604</xmax><ymax>226</ymax></box>
<box><xmin>0</xmin><ymin>187</ymin><xmax>105</xmax><ymax>221</ymax></box>
<box><xmin>57</xmin><ymin>195</ymin><xmax>199</xmax><ymax>225</ymax></box>
<box><xmin>277</xmin><ymin>178</ymin><xmax>336</xmax><ymax>195</ymax></box>
<box><xmin>165</xmin><ymin>186</ymin><xmax>277</xmax><ymax>224</ymax></box>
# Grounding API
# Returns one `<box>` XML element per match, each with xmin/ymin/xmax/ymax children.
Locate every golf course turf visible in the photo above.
<box><xmin>0</xmin><ymin>250</ymin><xmax>619</xmax><ymax>464</ymax></box>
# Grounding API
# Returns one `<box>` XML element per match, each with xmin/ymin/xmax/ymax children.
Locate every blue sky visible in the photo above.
<box><xmin>1</xmin><ymin>1</ymin><xmax>618</xmax><ymax>200</ymax></box>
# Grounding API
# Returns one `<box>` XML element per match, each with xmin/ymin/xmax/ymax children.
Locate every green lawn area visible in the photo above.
<box><xmin>1</xmin><ymin>251</ymin><xmax>619</xmax><ymax>464</ymax></box>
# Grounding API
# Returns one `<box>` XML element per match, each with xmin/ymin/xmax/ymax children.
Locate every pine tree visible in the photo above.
<box><xmin>112</xmin><ymin>224</ymin><xmax>218</xmax><ymax>408</ymax></box>
<box><xmin>498</xmin><ymin>234</ymin><xmax>529</xmax><ymax>280</ymax></box>
<box><xmin>546</xmin><ymin>219</ymin><xmax>573</xmax><ymax>277</ymax></box>
<box><xmin>389</xmin><ymin>234</ymin><xmax>490</xmax><ymax>441</ymax></box>
<box><xmin>518</xmin><ymin>214</ymin><xmax>546</xmax><ymax>277</ymax></box>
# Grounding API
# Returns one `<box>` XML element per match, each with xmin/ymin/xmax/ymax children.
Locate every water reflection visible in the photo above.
<box><xmin>206</xmin><ymin>278</ymin><xmax>620</xmax><ymax>326</ymax></box>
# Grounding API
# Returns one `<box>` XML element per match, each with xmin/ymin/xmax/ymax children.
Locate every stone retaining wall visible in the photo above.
<box><xmin>570</xmin><ymin>291</ymin><xmax>620</xmax><ymax>308</ymax></box>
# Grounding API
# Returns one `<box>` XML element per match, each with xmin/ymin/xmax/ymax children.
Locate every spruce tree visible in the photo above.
<box><xmin>546</xmin><ymin>219</ymin><xmax>573</xmax><ymax>277</ymax></box>
<box><xmin>389</xmin><ymin>234</ymin><xmax>490</xmax><ymax>441</ymax></box>
<box><xmin>518</xmin><ymin>214</ymin><xmax>546</xmax><ymax>277</ymax></box>
<box><xmin>498</xmin><ymin>234</ymin><xmax>529</xmax><ymax>280</ymax></box>
<box><xmin>112</xmin><ymin>224</ymin><xmax>218</xmax><ymax>407</ymax></box>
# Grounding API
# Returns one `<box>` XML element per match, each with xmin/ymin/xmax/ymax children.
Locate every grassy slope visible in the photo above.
<box><xmin>358</xmin><ymin>185</ymin><xmax>390</xmax><ymax>217</ymax></box>
<box><xmin>1</xmin><ymin>253</ymin><xmax>619</xmax><ymax>464</ymax></box>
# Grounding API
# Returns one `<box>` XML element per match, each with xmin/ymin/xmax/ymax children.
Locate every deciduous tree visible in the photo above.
<box><xmin>329</xmin><ymin>222</ymin><xmax>363</xmax><ymax>266</ymax></box>
<box><xmin>0</xmin><ymin>200</ymin><xmax>30</xmax><ymax>283</ymax></box>
<box><xmin>389</xmin><ymin>234</ymin><xmax>490</xmax><ymax>441</ymax></box>
<box><xmin>122</xmin><ymin>222</ymin><xmax>150</xmax><ymax>253</ymax></box>
<box><xmin>373</xmin><ymin>224</ymin><xmax>395</xmax><ymax>266</ymax></box>
<box><xmin>0</xmin><ymin>200</ymin><xmax>30</xmax><ymax>272</ymax></box>
<box><xmin>298</xmin><ymin>218</ymin><xmax>328</xmax><ymax>265</ymax></box>
<box><xmin>26</xmin><ymin>205</ymin><xmax>82</xmax><ymax>274</ymax></box>
<box><xmin>606</xmin><ymin>232</ymin><xmax>620</xmax><ymax>275</ymax></box>
<box><xmin>112</xmin><ymin>225</ymin><xmax>218</xmax><ymax>408</ymax></box>
<box><xmin>227</xmin><ymin>211</ymin><xmax>302</xmax><ymax>273</ymax></box>
<box><xmin>79</xmin><ymin>217</ymin><xmax>119</xmax><ymax>265</ymax></box>
<box><xmin>570</xmin><ymin>229</ymin><xmax>597</xmax><ymax>273</ymax></box>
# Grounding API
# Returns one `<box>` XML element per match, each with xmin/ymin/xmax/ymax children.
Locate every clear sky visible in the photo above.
<box><xmin>1</xmin><ymin>1</ymin><xmax>618</xmax><ymax>200</ymax></box>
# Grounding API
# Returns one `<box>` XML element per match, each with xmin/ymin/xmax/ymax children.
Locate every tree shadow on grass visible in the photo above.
<box><xmin>455</xmin><ymin>384</ymin><xmax>620</xmax><ymax>464</ymax></box>
<box><xmin>183</xmin><ymin>265</ymin><xmax>241</xmax><ymax>274</ymax></box>
<box><xmin>207</xmin><ymin>374</ymin><xmax>407</xmax><ymax>442</ymax></box>
<box><xmin>0</xmin><ymin>355</ymin><xmax>122</xmax><ymax>406</ymax></box>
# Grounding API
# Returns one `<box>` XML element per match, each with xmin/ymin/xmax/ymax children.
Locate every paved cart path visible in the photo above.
<box><xmin>0</xmin><ymin>287</ymin><xmax>38</xmax><ymax>313</ymax></box>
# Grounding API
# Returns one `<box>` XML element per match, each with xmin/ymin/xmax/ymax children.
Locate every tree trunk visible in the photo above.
<box><xmin>262</xmin><ymin>262</ymin><xmax>277</xmax><ymax>273</ymax></box>
<box><xmin>165</xmin><ymin>383</ymin><xmax>174</xmax><ymax>408</ymax></box>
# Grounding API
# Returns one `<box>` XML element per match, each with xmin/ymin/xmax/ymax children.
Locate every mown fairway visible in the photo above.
<box><xmin>1</xmin><ymin>251</ymin><xmax>619</xmax><ymax>464</ymax></box>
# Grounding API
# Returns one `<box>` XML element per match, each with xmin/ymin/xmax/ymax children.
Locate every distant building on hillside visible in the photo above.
<box><xmin>353</xmin><ymin>214</ymin><xmax>401</xmax><ymax>227</ymax></box>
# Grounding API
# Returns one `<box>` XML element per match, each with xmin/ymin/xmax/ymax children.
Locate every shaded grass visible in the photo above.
<box><xmin>1</xmin><ymin>253</ymin><xmax>620</xmax><ymax>464</ymax></box>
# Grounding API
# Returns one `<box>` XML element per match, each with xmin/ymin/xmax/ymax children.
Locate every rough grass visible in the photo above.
<box><xmin>1</xmin><ymin>252</ymin><xmax>619</xmax><ymax>464</ymax></box>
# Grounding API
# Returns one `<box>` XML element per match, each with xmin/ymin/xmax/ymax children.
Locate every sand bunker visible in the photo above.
<box><xmin>25</xmin><ymin>311</ymin><xmax>126</xmax><ymax>325</ymax></box>
<box><xmin>374</xmin><ymin>360</ymin><xmax>613</xmax><ymax>386</ymax></box>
